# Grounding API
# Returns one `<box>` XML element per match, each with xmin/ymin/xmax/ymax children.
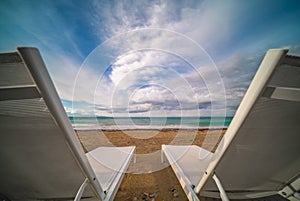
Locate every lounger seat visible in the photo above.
<box><xmin>87</xmin><ymin>146</ymin><xmax>135</xmax><ymax>198</ymax></box>
<box><xmin>0</xmin><ymin>47</ymin><xmax>135</xmax><ymax>201</ymax></box>
<box><xmin>162</xmin><ymin>145</ymin><xmax>213</xmax><ymax>200</ymax></box>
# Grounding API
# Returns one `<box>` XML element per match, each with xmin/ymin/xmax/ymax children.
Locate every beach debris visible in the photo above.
<box><xmin>149</xmin><ymin>192</ymin><xmax>155</xmax><ymax>198</ymax></box>
<box><xmin>169</xmin><ymin>187</ymin><xmax>176</xmax><ymax>192</ymax></box>
<box><xmin>141</xmin><ymin>192</ymin><xmax>148</xmax><ymax>200</ymax></box>
<box><xmin>140</xmin><ymin>192</ymin><xmax>157</xmax><ymax>200</ymax></box>
<box><xmin>169</xmin><ymin>187</ymin><xmax>179</xmax><ymax>198</ymax></box>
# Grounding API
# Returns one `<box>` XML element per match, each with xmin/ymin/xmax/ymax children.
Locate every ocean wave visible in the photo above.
<box><xmin>72</xmin><ymin>124</ymin><xmax>227</xmax><ymax>131</ymax></box>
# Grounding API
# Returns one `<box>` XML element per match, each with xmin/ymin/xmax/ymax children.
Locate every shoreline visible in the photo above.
<box><xmin>73</xmin><ymin>125</ymin><xmax>228</xmax><ymax>131</ymax></box>
<box><xmin>77</xmin><ymin>129</ymin><xmax>226</xmax><ymax>200</ymax></box>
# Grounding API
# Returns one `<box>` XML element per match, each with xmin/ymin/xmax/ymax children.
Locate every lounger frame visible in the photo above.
<box><xmin>0</xmin><ymin>47</ymin><xmax>135</xmax><ymax>201</ymax></box>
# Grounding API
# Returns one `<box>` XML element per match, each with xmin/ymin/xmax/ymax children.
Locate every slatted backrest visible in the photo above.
<box><xmin>197</xmin><ymin>49</ymin><xmax>300</xmax><ymax>198</ymax></box>
<box><xmin>0</xmin><ymin>47</ymin><xmax>103</xmax><ymax>200</ymax></box>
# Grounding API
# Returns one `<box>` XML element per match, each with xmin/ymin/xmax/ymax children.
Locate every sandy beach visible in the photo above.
<box><xmin>76</xmin><ymin>129</ymin><xmax>225</xmax><ymax>201</ymax></box>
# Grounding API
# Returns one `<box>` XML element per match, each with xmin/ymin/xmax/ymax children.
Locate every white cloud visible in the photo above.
<box><xmin>54</xmin><ymin>0</ymin><xmax>297</xmax><ymax>117</ymax></box>
<box><xmin>52</xmin><ymin>1</ymin><xmax>238</xmax><ymax>116</ymax></box>
<box><xmin>130</xmin><ymin>85</ymin><xmax>176</xmax><ymax>104</ymax></box>
<box><xmin>90</xmin><ymin>0</ymin><xmax>237</xmax><ymax>52</ymax></box>
<box><xmin>4</xmin><ymin>0</ymin><xmax>299</xmax><ymax>118</ymax></box>
<box><xmin>64</xmin><ymin>106</ymin><xmax>94</xmax><ymax>116</ymax></box>
<box><xmin>127</xmin><ymin>103</ymin><xmax>153</xmax><ymax>113</ymax></box>
<box><xmin>73</xmin><ymin>37</ymin><xmax>228</xmax><ymax>117</ymax></box>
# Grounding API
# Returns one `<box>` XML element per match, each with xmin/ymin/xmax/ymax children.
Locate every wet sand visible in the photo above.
<box><xmin>76</xmin><ymin>129</ymin><xmax>226</xmax><ymax>201</ymax></box>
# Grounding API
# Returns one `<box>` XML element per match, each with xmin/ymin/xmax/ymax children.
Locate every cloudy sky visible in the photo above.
<box><xmin>1</xmin><ymin>0</ymin><xmax>300</xmax><ymax>117</ymax></box>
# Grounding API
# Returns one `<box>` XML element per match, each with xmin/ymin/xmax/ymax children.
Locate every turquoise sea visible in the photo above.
<box><xmin>69</xmin><ymin>116</ymin><xmax>232</xmax><ymax>130</ymax></box>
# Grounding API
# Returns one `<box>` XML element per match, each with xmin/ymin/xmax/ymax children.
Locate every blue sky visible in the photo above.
<box><xmin>1</xmin><ymin>0</ymin><xmax>300</xmax><ymax>117</ymax></box>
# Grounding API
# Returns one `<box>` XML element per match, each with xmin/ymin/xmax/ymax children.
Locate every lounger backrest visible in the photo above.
<box><xmin>197</xmin><ymin>49</ymin><xmax>300</xmax><ymax>198</ymax></box>
<box><xmin>0</xmin><ymin>48</ymin><xmax>103</xmax><ymax>200</ymax></box>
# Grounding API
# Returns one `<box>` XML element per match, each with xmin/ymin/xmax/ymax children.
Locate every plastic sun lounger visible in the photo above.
<box><xmin>162</xmin><ymin>49</ymin><xmax>300</xmax><ymax>201</ymax></box>
<box><xmin>0</xmin><ymin>47</ymin><xmax>135</xmax><ymax>201</ymax></box>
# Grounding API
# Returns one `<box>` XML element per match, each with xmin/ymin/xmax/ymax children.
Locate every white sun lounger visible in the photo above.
<box><xmin>162</xmin><ymin>49</ymin><xmax>300</xmax><ymax>201</ymax></box>
<box><xmin>0</xmin><ymin>47</ymin><xmax>135</xmax><ymax>201</ymax></box>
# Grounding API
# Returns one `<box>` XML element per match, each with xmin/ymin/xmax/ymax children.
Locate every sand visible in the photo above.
<box><xmin>76</xmin><ymin>129</ymin><xmax>226</xmax><ymax>201</ymax></box>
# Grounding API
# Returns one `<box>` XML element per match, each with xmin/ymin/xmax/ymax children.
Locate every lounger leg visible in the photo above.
<box><xmin>212</xmin><ymin>174</ymin><xmax>229</xmax><ymax>201</ymax></box>
<box><xmin>134</xmin><ymin>153</ymin><xmax>137</xmax><ymax>163</ymax></box>
<box><xmin>161</xmin><ymin>150</ymin><xmax>165</xmax><ymax>163</ymax></box>
<box><xmin>278</xmin><ymin>176</ymin><xmax>300</xmax><ymax>201</ymax></box>
<box><xmin>74</xmin><ymin>178</ymin><xmax>89</xmax><ymax>201</ymax></box>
